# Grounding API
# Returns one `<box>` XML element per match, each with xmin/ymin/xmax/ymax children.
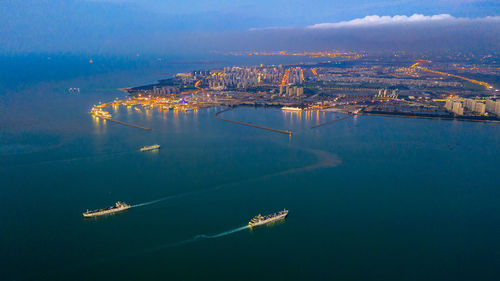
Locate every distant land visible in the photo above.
<box><xmin>96</xmin><ymin>51</ymin><xmax>500</xmax><ymax>124</ymax></box>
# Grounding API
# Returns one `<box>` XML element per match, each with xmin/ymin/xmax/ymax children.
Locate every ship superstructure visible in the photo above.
<box><xmin>248</xmin><ymin>209</ymin><xmax>288</xmax><ymax>227</ymax></box>
<box><xmin>83</xmin><ymin>201</ymin><xmax>131</xmax><ymax>218</ymax></box>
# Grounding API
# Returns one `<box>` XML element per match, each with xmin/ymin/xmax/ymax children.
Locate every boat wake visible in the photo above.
<box><xmin>130</xmin><ymin>190</ymin><xmax>199</xmax><ymax>208</ymax></box>
<box><xmin>194</xmin><ymin>225</ymin><xmax>250</xmax><ymax>240</ymax></box>
<box><xmin>130</xmin><ymin>148</ymin><xmax>341</xmax><ymax>209</ymax></box>
<box><xmin>20</xmin><ymin>224</ymin><xmax>250</xmax><ymax>280</ymax></box>
<box><xmin>156</xmin><ymin>225</ymin><xmax>250</xmax><ymax>249</ymax></box>
<box><xmin>125</xmin><ymin>225</ymin><xmax>250</xmax><ymax>260</ymax></box>
<box><xmin>131</xmin><ymin>197</ymin><xmax>175</xmax><ymax>208</ymax></box>
<box><xmin>14</xmin><ymin>150</ymin><xmax>133</xmax><ymax>167</ymax></box>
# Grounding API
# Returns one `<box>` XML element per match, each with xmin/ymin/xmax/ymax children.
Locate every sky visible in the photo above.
<box><xmin>0</xmin><ymin>0</ymin><xmax>499</xmax><ymax>55</ymax></box>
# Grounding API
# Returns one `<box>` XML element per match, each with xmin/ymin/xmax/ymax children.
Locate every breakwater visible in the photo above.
<box><xmin>311</xmin><ymin>114</ymin><xmax>353</xmax><ymax>129</ymax></box>
<box><xmin>215</xmin><ymin>107</ymin><xmax>292</xmax><ymax>136</ymax></box>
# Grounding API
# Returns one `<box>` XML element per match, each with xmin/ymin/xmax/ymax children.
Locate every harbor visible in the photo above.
<box><xmin>90</xmin><ymin>103</ymin><xmax>151</xmax><ymax>130</ymax></box>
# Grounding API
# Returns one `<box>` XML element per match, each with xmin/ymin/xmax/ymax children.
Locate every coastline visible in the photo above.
<box><xmin>361</xmin><ymin>110</ymin><xmax>500</xmax><ymax>123</ymax></box>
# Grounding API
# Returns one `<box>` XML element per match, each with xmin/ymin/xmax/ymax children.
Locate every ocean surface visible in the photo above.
<box><xmin>1</xmin><ymin>55</ymin><xmax>500</xmax><ymax>281</ymax></box>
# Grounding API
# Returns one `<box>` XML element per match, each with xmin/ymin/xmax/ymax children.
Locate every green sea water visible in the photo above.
<box><xmin>1</xmin><ymin>56</ymin><xmax>500</xmax><ymax>281</ymax></box>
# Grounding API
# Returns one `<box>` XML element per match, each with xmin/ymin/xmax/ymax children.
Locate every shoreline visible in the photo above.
<box><xmin>361</xmin><ymin>110</ymin><xmax>500</xmax><ymax>123</ymax></box>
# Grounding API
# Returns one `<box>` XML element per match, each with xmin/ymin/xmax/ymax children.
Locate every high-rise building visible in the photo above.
<box><xmin>473</xmin><ymin>102</ymin><xmax>486</xmax><ymax>115</ymax></box>
<box><xmin>486</xmin><ymin>100</ymin><xmax>496</xmax><ymax>112</ymax></box>
<box><xmin>296</xmin><ymin>87</ymin><xmax>304</xmax><ymax>97</ymax></box>
<box><xmin>452</xmin><ymin>102</ymin><xmax>464</xmax><ymax>115</ymax></box>
<box><xmin>445</xmin><ymin>100</ymin><xmax>453</xmax><ymax>111</ymax></box>
<box><xmin>464</xmin><ymin>99</ymin><xmax>476</xmax><ymax>110</ymax></box>
<box><xmin>486</xmin><ymin>100</ymin><xmax>500</xmax><ymax>116</ymax></box>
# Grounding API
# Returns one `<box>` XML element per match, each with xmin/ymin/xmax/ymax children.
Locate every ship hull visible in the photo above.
<box><xmin>140</xmin><ymin>148</ymin><xmax>159</xmax><ymax>152</ymax></box>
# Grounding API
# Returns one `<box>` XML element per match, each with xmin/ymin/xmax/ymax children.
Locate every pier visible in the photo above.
<box><xmin>215</xmin><ymin>108</ymin><xmax>292</xmax><ymax>136</ymax></box>
<box><xmin>310</xmin><ymin>114</ymin><xmax>353</xmax><ymax>129</ymax></box>
<box><xmin>91</xmin><ymin>101</ymin><xmax>151</xmax><ymax>131</ymax></box>
<box><xmin>103</xmin><ymin>117</ymin><xmax>151</xmax><ymax>130</ymax></box>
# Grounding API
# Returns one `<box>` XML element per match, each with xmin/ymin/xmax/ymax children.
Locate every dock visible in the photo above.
<box><xmin>215</xmin><ymin>108</ymin><xmax>292</xmax><ymax>136</ymax></box>
<box><xmin>310</xmin><ymin>114</ymin><xmax>353</xmax><ymax>129</ymax></box>
<box><xmin>91</xmin><ymin>101</ymin><xmax>151</xmax><ymax>131</ymax></box>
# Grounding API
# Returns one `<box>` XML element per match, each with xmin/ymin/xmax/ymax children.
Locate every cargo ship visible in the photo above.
<box><xmin>83</xmin><ymin>201</ymin><xmax>131</xmax><ymax>218</ymax></box>
<box><xmin>140</xmin><ymin>144</ymin><xmax>160</xmax><ymax>152</ymax></box>
<box><xmin>281</xmin><ymin>107</ymin><xmax>302</xmax><ymax>112</ymax></box>
<box><xmin>248</xmin><ymin>209</ymin><xmax>288</xmax><ymax>227</ymax></box>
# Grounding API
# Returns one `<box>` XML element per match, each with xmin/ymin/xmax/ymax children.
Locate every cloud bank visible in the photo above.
<box><xmin>1</xmin><ymin>4</ymin><xmax>499</xmax><ymax>55</ymax></box>
<box><xmin>308</xmin><ymin>14</ymin><xmax>456</xmax><ymax>29</ymax></box>
<box><xmin>232</xmin><ymin>14</ymin><xmax>500</xmax><ymax>54</ymax></box>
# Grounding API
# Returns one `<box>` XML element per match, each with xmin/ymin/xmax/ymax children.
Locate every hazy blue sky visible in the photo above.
<box><xmin>0</xmin><ymin>0</ymin><xmax>499</xmax><ymax>54</ymax></box>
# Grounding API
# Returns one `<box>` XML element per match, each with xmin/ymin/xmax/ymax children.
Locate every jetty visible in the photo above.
<box><xmin>104</xmin><ymin>118</ymin><xmax>151</xmax><ymax>131</ymax></box>
<box><xmin>311</xmin><ymin>114</ymin><xmax>353</xmax><ymax>129</ymax></box>
<box><xmin>215</xmin><ymin>108</ymin><xmax>292</xmax><ymax>136</ymax></box>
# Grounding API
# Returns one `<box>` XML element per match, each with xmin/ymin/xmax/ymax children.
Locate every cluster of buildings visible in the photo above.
<box><xmin>444</xmin><ymin>100</ymin><xmax>465</xmax><ymax>115</ymax></box>
<box><xmin>485</xmin><ymin>100</ymin><xmax>500</xmax><ymax>115</ymax></box>
<box><xmin>208</xmin><ymin>67</ymin><xmax>260</xmax><ymax>89</ymax></box>
<box><xmin>123</xmin><ymin>58</ymin><xmax>498</xmax><ymax>123</ymax></box>
<box><xmin>199</xmin><ymin>65</ymin><xmax>305</xmax><ymax>90</ymax></box>
<box><xmin>148</xmin><ymin>86</ymin><xmax>181</xmax><ymax>96</ymax></box>
<box><xmin>174</xmin><ymin>72</ymin><xmax>197</xmax><ymax>84</ymax></box>
<box><xmin>279</xmin><ymin>86</ymin><xmax>304</xmax><ymax>98</ymax></box>
<box><xmin>375</xmin><ymin>89</ymin><xmax>398</xmax><ymax>100</ymax></box>
<box><xmin>280</xmin><ymin>67</ymin><xmax>305</xmax><ymax>85</ymax></box>
<box><xmin>444</xmin><ymin>98</ymin><xmax>500</xmax><ymax>116</ymax></box>
<box><xmin>315</xmin><ymin>75</ymin><xmax>462</xmax><ymax>88</ymax></box>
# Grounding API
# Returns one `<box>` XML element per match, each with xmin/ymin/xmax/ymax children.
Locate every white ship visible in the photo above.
<box><xmin>248</xmin><ymin>209</ymin><xmax>288</xmax><ymax>227</ymax></box>
<box><xmin>140</xmin><ymin>144</ymin><xmax>160</xmax><ymax>152</ymax></box>
<box><xmin>281</xmin><ymin>107</ymin><xmax>302</xmax><ymax>112</ymax></box>
<box><xmin>83</xmin><ymin>201</ymin><xmax>131</xmax><ymax>218</ymax></box>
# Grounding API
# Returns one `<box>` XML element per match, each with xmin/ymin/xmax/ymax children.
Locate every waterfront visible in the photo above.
<box><xmin>1</xmin><ymin>58</ymin><xmax>500</xmax><ymax>280</ymax></box>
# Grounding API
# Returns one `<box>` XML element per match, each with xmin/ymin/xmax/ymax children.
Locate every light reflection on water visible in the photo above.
<box><xmin>3</xmin><ymin>102</ymin><xmax>500</xmax><ymax>281</ymax></box>
<box><xmin>2</xmin><ymin>56</ymin><xmax>500</xmax><ymax>281</ymax></box>
<box><xmin>90</xmin><ymin>103</ymin><xmax>344</xmax><ymax>141</ymax></box>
